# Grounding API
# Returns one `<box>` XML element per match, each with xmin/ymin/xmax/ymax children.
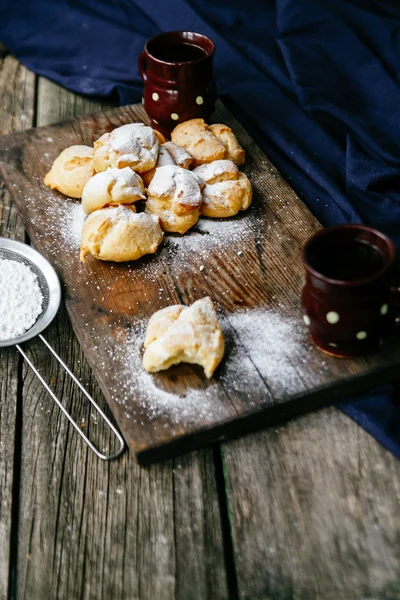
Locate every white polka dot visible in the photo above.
<box><xmin>303</xmin><ymin>315</ymin><xmax>311</xmax><ymax>327</ymax></box>
<box><xmin>196</xmin><ymin>96</ymin><xmax>204</xmax><ymax>105</ymax></box>
<box><xmin>152</xmin><ymin>93</ymin><xmax>159</xmax><ymax>101</ymax></box>
<box><xmin>171</xmin><ymin>113</ymin><xmax>179</xmax><ymax>120</ymax></box>
<box><xmin>326</xmin><ymin>311</ymin><xmax>340</xmax><ymax>324</ymax></box>
<box><xmin>153</xmin><ymin>119</ymin><xmax>159</xmax><ymax>125</ymax></box>
<box><xmin>356</xmin><ymin>331</ymin><xmax>367</xmax><ymax>340</ymax></box>
<box><xmin>328</xmin><ymin>343</ymin><xmax>338</xmax><ymax>348</ymax></box>
<box><xmin>380</xmin><ymin>304</ymin><xmax>388</xmax><ymax>315</ymax></box>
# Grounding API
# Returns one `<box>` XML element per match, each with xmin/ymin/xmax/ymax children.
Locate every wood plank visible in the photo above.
<box><xmin>36</xmin><ymin>78</ymin><xmax>114</xmax><ymax>126</ymax></box>
<box><xmin>0</xmin><ymin>55</ymin><xmax>35</xmax><ymax>600</ymax></box>
<box><xmin>1</xmin><ymin>101</ymin><xmax>400</xmax><ymax>463</ymax></box>
<box><xmin>223</xmin><ymin>406</ymin><xmax>400</xmax><ymax>599</ymax></box>
<box><xmin>14</xmin><ymin>76</ymin><xmax>229</xmax><ymax>600</ymax></box>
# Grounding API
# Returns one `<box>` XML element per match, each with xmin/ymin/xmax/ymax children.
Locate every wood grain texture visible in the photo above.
<box><xmin>13</xmin><ymin>77</ymin><xmax>229</xmax><ymax>600</ymax></box>
<box><xmin>2</xmin><ymin>56</ymin><xmax>400</xmax><ymax>600</ymax></box>
<box><xmin>1</xmin><ymin>101</ymin><xmax>400</xmax><ymax>463</ymax></box>
<box><xmin>36</xmin><ymin>78</ymin><xmax>114</xmax><ymax>126</ymax></box>
<box><xmin>0</xmin><ymin>55</ymin><xmax>35</xmax><ymax>600</ymax></box>
<box><xmin>223</xmin><ymin>407</ymin><xmax>400</xmax><ymax>600</ymax></box>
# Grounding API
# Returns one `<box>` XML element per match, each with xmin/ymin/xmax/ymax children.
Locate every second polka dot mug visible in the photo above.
<box><xmin>138</xmin><ymin>31</ymin><xmax>217</xmax><ymax>137</ymax></box>
<box><xmin>301</xmin><ymin>225</ymin><xmax>399</xmax><ymax>358</ymax></box>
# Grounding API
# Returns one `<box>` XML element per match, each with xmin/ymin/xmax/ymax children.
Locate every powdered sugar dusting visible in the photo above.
<box><xmin>106</xmin><ymin>321</ymin><xmax>229</xmax><ymax>425</ymax></box>
<box><xmin>108</xmin><ymin>123</ymin><xmax>159</xmax><ymax>168</ymax></box>
<box><xmin>103</xmin><ymin>307</ymin><xmax>309</xmax><ymax>426</ymax></box>
<box><xmin>83</xmin><ymin>167</ymin><xmax>145</xmax><ymax>205</ymax></box>
<box><xmin>148</xmin><ymin>165</ymin><xmax>202</xmax><ymax>207</ymax></box>
<box><xmin>28</xmin><ymin>189</ymin><xmax>254</xmax><ymax>272</ymax></box>
<box><xmin>166</xmin><ymin>213</ymin><xmax>252</xmax><ymax>254</ymax></box>
<box><xmin>110</xmin><ymin>205</ymin><xmax>159</xmax><ymax>226</ymax></box>
<box><xmin>23</xmin><ymin>190</ymin><xmax>89</xmax><ymax>274</ymax></box>
<box><xmin>0</xmin><ymin>259</ymin><xmax>43</xmax><ymax>340</ymax></box>
<box><xmin>221</xmin><ymin>308</ymin><xmax>310</xmax><ymax>397</ymax></box>
<box><xmin>110</xmin><ymin>123</ymin><xmax>157</xmax><ymax>154</ymax></box>
<box><xmin>59</xmin><ymin>202</ymin><xmax>86</xmax><ymax>248</ymax></box>
<box><xmin>194</xmin><ymin>159</ymin><xmax>238</xmax><ymax>184</ymax></box>
<box><xmin>162</xmin><ymin>142</ymin><xmax>192</xmax><ymax>168</ymax></box>
<box><xmin>155</xmin><ymin>146</ymin><xmax>176</xmax><ymax>168</ymax></box>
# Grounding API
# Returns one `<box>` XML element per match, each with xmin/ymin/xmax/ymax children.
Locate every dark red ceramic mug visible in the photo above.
<box><xmin>138</xmin><ymin>30</ymin><xmax>217</xmax><ymax>137</ymax></box>
<box><xmin>301</xmin><ymin>225</ymin><xmax>400</xmax><ymax>357</ymax></box>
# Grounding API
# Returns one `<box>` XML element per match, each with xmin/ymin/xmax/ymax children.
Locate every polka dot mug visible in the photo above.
<box><xmin>138</xmin><ymin>31</ymin><xmax>217</xmax><ymax>137</ymax></box>
<box><xmin>301</xmin><ymin>225</ymin><xmax>399</xmax><ymax>357</ymax></box>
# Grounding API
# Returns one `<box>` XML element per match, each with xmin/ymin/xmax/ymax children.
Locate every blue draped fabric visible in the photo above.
<box><xmin>1</xmin><ymin>0</ymin><xmax>399</xmax><ymax>456</ymax></box>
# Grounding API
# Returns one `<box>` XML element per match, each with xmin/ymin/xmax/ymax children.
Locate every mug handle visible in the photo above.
<box><xmin>138</xmin><ymin>51</ymin><xmax>148</xmax><ymax>83</ymax></box>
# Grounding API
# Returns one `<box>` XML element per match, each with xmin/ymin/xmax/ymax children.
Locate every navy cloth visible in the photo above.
<box><xmin>1</xmin><ymin>0</ymin><xmax>399</xmax><ymax>456</ymax></box>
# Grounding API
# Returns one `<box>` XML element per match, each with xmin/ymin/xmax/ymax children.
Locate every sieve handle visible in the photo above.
<box><xmin>16</xmin><ymin>334</ymin><xmax>125</xmax><ymax>460</ymax></box>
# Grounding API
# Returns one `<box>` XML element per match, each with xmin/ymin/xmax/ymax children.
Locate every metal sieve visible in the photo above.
<box><xmin>0</xmin><ymin>238</ymin><xmax>125</xmax><ymax>460</ymax></box>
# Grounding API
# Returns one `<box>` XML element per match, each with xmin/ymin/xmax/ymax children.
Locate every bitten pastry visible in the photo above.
<box><xmin>44</xmin><ymin>145</ymin><xmax>95</xmax><ymax>198</ymax></box>
<box><xmin>93</xmin><ymin>123</ymin><xmax>159</xmax><ymax>173</ymax></box>
<box><xmin>145</xmin><ymin>165</ymin><xmax>203</xmax><ymax>234</ymax></box>
<box><xmin>171</xmin><ymin>118</ymin><xmax>245</xmax><ymax>166</ymax></box>
<box><xmin>193</xmin><ymin>160</ymin><xmax>252</xmax><ymax>218</ymax></box>
<box><xmin>143</xmin><ymin>297</ymin><xmax>225</xmax><ymax>378</ymax></box>
<box><xmin>142</xmin><ymin>142</ymin><xmax>193</xmax><ymax>187</ymax></box>
<box><xmin>80</xmin><ymin>205</ymin><xmax>163</xmax><ymax>262</ymax></box>
<box><xmin>82</xmin><ymin>167</ymin><xmax>145</xmax><ymax>215</ymax></box>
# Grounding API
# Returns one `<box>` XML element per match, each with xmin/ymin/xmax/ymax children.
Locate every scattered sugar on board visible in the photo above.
<box><xmin>106</xmin><ymin>321</ymin><xmax>228</xmax><ymax>426</ymax></box>
<box><xmin>221</xmin><ymin>308</ymin><xmax>311</xmax><ymax>397</ymax></box>
<box><xmin>22</xmin><ymin>175</ymin><xmax>284</xmax><ymax>297</ymax></box>
<box><xmin>26</xmin><ymin>194</ymin><xmax>86</xmax><ymax>263</ymax></box>
<box><xmin>60</xmin><ymin>202</ymin><xmax>86</xmax><ymax>247</ymax></box>
<box><xmin>166</xmin><ymin>214</ymin><xmax>253</xmax><ymax>255</ymax></box>
<box><xmin>104</xmin><ymin>308</ymin><xmax>310</xmax><ymax>426</ymax></box>
<box><xmin>0</xmin><ymin>259</ymin><xmax>43</xmax><ymax>341</ymax></box>
<box><xmin>24</xmin><ymin>189</ymin><xmax>256</xmax><ymax>275</ymax></box>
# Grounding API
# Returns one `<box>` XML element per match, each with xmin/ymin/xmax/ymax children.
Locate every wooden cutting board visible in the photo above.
<box><xmin>1</xmin><ymin>101</ymin><xmax>399</xmax><ymax>464</ymax></box>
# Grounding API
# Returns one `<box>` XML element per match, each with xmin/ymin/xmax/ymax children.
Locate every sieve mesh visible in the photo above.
<box><xmin>0</xmin><ymin>239</ymin><xmax>60</xmax><ymax>347</ymax></box>
<box><xmin>0</xmin><ymin>247</ymin><xmax>50</xmax><ymax>326</ymax></box>
<box><xmin>0</xmin><ymin>240</ymin><xmax>124</xmax><ymax>458</ymax></box>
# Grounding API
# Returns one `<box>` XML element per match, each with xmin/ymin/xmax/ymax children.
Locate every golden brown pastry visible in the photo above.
<box><xmin>80</xmin><ymin>205</ymin><xmax>163</xmax><ymax>262</ymax></box>
<box><xmin>171</xmin><ymin>118</ymin><xmax>225</xmax><ymax>166</ymax></box>
<box><xmin>141</xmin><ymin>142</ymin><xmax>193</xmax><ymax>187</ymax></box>
<box><xmin>193</xmin><ymin>160</ymin><xmax>252</xmax><ymax>218</ymax></box>
<box><xmin>44</xmin><ymin>145</ymin><xmax>95</xmax><ymax>198</ymax></box>
<box><xmin>171</xmin><ymin>119</ymin><xmax>245</xmax><ymax>166</ymax></box>
<box><xmin>93</xmin><ymin>123</ymin><xmax>159</xmax><ymax>173</ymax></box>
<box><xmin>141</xmin><ymin>145</ymin><xmax>176</xmax><ymax>187</ymax></box>
<box><xmin>143</xmin><ymin>297</ymin><xmax>225</xmax><ymax>378</ymax></box>
<box><xmin>81</xmin><ymin>167</ymin><xmax>145</xmax><ymax>215</ymax></box>
<box><xmin>153</xmin><ymin>130</ymin><xmax>167</xmax><ymax>144</ymax></box>
<box><xmin>162</xmin><ymin>142</ymin><xmax>193</xmax><ymax>170</ymax></box>
<box><xmin>145</xmin><ymin>165</ymin><xmax>203</xmax><ymax>234</ymax></box>
<box><xmin>209</xmin><ymin>124</ymin><xmax>245</xmax><ymax>166</ymax></box>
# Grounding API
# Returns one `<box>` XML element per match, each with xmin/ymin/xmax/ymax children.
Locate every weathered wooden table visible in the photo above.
<box><xmin>1</xmin><ymin>49</ymin><xmax>400</xmax><ymax>600</ymax></box>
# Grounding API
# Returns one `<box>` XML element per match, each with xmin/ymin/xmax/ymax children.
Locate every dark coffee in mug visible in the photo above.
<box><xmin>153</xmin><ymin>42</ymin><xmax>207</xmax><ymax>63</ymax></box>
<box><xmin>138</xmin><ymin>31</ymin><xmax>217</xmax><ymax>137</ymax></box>
<box><xmin>309</xmin><ymin>239</ymin><xmax>385</xmax><ymax>281</ymax></box>
<box><xmin>302</xmin><ymin>225</ymin><xmax>397</xmax><ymax>358</ymax></box>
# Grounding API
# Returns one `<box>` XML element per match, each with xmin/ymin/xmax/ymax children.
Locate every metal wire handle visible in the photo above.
<box><xmin>16</xmin><ymin>334</ymin><xmax>125</xmax><ymax>460</ymax></box>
